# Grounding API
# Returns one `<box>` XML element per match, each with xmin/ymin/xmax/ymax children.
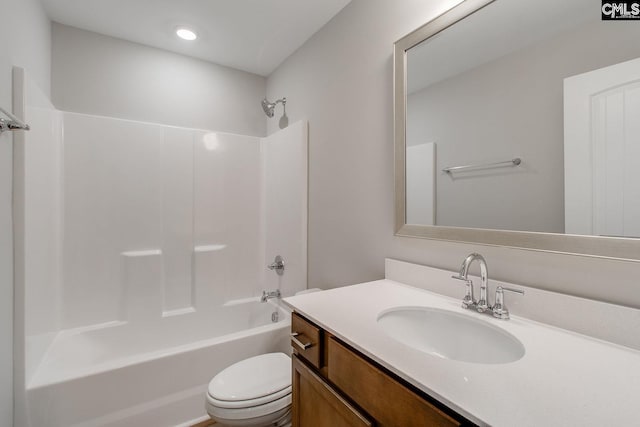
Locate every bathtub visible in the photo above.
<box><xmin>25</xmin><ymin>299</ymin><xmax>291</xmax><ymax>427</ymax></box>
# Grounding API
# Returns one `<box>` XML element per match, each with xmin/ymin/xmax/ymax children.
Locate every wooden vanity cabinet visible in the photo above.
<box><xmin>291</xmin><ymin>312</ymin><xmax>323</xmax><ymax>369</ymax></box>
<box><xmin>291</xmin><ymin>312</ymin><xmax>472</xmax><ymax>427</ymax></box>
<box><xmin>292</xmin><ymin>355</ymin><xmax>373</xmax><ymax>427</ymax></box>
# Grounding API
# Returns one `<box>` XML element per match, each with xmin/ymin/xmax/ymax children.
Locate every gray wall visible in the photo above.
<box><xmin>407</xmin><ymin>18</ymin><xmax>640</xmax><ymax>233</ymax></box>
<box><xmin>52</xmin><ymin>23</ymin><xmax>267</xmax><ymax>137</ymax></box>
<box><xmin>0</xmin><ymin>0</ymin><xmax>51</xmax><ymax>424</ymax></box>
<box><xmin>266</xmin><ymin>0</ymin><xmax>640</xmax><ymax>308</ymax></box>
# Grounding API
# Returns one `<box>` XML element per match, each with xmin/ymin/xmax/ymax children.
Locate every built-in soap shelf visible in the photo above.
<box><xmin>120</xmin><ymin>245</ymin><xmax>231</xmax><ymax>322</ymax></box>
<box><xmin>194</xmin><ymin>244</ymin><xmax>227</xmax><ymax>252</ymax></box>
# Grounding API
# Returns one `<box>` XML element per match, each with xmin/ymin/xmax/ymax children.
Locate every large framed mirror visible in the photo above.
<box><xmin>394</xmin><ymin>0</ymin><xmax>640</xmax><ymax>260</ymax></box>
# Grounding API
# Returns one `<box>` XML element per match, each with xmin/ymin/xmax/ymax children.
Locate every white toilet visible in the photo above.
<box><xmin>205</xmin><ymin>352</ymin><xmax>292</xmax><ymax>427</ymax></box>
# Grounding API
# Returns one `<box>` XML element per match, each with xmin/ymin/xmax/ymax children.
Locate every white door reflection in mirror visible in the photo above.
<box><xmin>406</xmin><ymin>142</ymin><xmax>435</xmax><ymax>225</ymax></box>
<box><xmin>565</xmin><ymin>57</ymin><xmax>640</xmax><ymax>238</ymax></box>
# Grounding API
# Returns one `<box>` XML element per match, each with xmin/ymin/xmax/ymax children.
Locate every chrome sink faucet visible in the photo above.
<box><xmin>452</xmin><ymin>253</ymin><xmax>524</xmax><ymax>319</ymax></box>
<box><xmin>453</xmin><ymin>253</ymin><xmax>489</xmax><ymax>312</ymax></box>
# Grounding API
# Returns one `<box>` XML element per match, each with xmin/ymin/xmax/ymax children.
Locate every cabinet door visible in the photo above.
<box><xmin>292</xmin><ymin>355</ymin><xmax>373</xmax><ymax>427</ymax></box>
<box><xmin>328</xmin><ymin>338</ymin><xmax>461</xmax><ymax>427</ymax></box>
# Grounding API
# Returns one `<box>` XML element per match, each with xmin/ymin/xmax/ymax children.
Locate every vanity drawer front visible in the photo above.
<box><xmin>291</xmin><ymin>312</ymin><xmax>322</xmax><ymax>369</ymax></box>
<box><xmin>328</xmin><ymin>338</ymin><xmax>460</xmax><ymax>427</ymax></box>
<box><xmin>292</xmin><ymin>355</ymin><xmax>373</xmax><ymax>427</ymax></box>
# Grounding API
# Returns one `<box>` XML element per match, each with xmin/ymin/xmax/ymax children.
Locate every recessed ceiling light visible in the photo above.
<box><xmin>176</xmin><ymin>27</ymin><xmax>197</xmax><ymax>41</ymax></box>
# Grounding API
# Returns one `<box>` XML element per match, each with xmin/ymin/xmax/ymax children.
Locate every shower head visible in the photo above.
<box><xmin>261</xmin><ymin>97</ymin><xmax>286</xmax><ymax>118</ymax></box>
<box><xmin>261</xmin><ymin>98</ymin><xmax>276</xmax><ymax>118</ymax></box>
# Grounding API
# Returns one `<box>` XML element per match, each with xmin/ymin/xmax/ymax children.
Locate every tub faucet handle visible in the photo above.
<box><xmin>267</xmin><ymin>255</ymin><xmax>285</xmax><ymax>276</ymax></box>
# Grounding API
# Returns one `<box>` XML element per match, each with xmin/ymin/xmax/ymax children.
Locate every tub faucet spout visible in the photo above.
<box><xmin>261</xmin><ymin>290</ymin><xmax>281</xmax><ymax>303</ymax></box>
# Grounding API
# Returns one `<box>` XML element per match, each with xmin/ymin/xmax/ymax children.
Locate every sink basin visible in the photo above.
<box><xmin>377</xmin><ymin>307</ymin><xmax>525</xmax><ymax>364</ymax></box>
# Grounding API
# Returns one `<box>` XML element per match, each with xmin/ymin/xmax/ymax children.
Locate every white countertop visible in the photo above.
<box><xmin>284</xmin><ymin>279</ymin><xmax>640</xmax><ymax>427</ymax></box>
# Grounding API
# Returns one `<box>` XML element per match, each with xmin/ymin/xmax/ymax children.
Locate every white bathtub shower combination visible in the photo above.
<box><xmin>14</xmin><ymin>71</ymin><xmax>308</xmax><ymax>427</ymax></box>
<box><xmin>28</xmin><ymin>300</ymin><xmax>291</xmax><ymax>427</ymax></box>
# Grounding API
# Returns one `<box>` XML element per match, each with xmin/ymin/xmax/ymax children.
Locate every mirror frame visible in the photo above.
<box><xmin>393</xmin><ymin>0</ymin><xmax>640</xmax><ymax>262</ymax></box>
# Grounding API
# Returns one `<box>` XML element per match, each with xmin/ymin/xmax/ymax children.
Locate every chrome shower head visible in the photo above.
<box><xmin>261</xmin><ymin>97</ymin><xmax>286</xmax><ymax>118</ymax></box>
<box><xmin>262</xmin><ymin>98</ymin><xmax>276</xmax><ymax>118</ymax></box>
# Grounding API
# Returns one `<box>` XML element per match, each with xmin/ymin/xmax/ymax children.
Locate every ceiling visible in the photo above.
<box><xmin>407</xmin><ymin>0</ymin><xmax>597</xmax><ymax>93</ymax></box>
<box><xmin>40</xmin><ymin>0</ymin><xmax>351</xmax><ymax>76</ymax></box>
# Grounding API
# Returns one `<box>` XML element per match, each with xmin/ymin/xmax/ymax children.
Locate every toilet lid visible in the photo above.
<box><xmin>208</xmin><ymin>353</ymin><xmax>291</xmax><ymax>402</ymax></box>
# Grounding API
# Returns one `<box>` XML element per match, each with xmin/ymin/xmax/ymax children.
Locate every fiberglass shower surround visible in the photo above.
<box><xmin>24</xmin><ymin>113</ymin><xmax>307</xmax><ymax>330</ymax></box>
<box><xmin>17</xmin><ymin>71</ymin><xmax>308</xmax><ymax>426</ymax></box>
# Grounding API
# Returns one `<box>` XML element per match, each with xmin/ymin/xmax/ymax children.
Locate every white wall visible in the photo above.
<box><xmin>52</xmin><ymin>23</ymin><xmax>267</xmax><ymax>137</ymax></box>
<box><xmin>407</xmin><ymin>18</ymin><xmax>640</xmax><ymax>233</ymax></box>
<box><xmin>0</xmin><ymin>0</ymin><xmax>51</xmax><ymax>424</ymax></box>
<box><xmin>266</xmin><ymin>0</ymin><xmax>640</xmax><ymax>308</ymax></box>
<box><xmin>22</xmin><ymin>97</ymin><xmax>63</xmax><ymax>387</ymax></box>
<box><xmin>260</xmin><ymin>121</ymin><xmax>308</xmax><ymax>298</ymax></box>
<box><xmin>60</xmin><ymin>113</ymin><xmax>263</xmax><ymax>328</ymax></box>
<box><xmin>22</xmin><ymin>107</ymin><xmax>307</xmax><ymax>332</ymax></box>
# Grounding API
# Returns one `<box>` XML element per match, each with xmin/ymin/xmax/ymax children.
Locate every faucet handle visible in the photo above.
<box><xmin>492</xmin><ymin>286</ymin><xmax>524</xmax><ymax>320</ymax></box>
<box><xmin>267</xmin><ymin>255</ymin><xmax>285</xmax><ymax>276</ymax></box>
<box><xmin>451</xmin><ymin>275</ymin><xmax>475</xmax><ymax>309</ymax></box>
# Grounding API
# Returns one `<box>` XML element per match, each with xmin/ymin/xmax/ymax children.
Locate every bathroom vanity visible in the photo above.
<box><xmin>283</xmin><ymin>259</ymin><xmax>640</xmax><ymax>427</ymax></box>
<box><xmin>290</xmin><ymin>312</ymin><xmax>467</xmax><ymax>426</ymax></box>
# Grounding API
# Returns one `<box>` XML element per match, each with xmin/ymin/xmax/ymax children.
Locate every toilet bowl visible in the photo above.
<box><xmin>206</xmin><ymin>352</ymin><xmax>292</xmax><ymax>427</ymax></box>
